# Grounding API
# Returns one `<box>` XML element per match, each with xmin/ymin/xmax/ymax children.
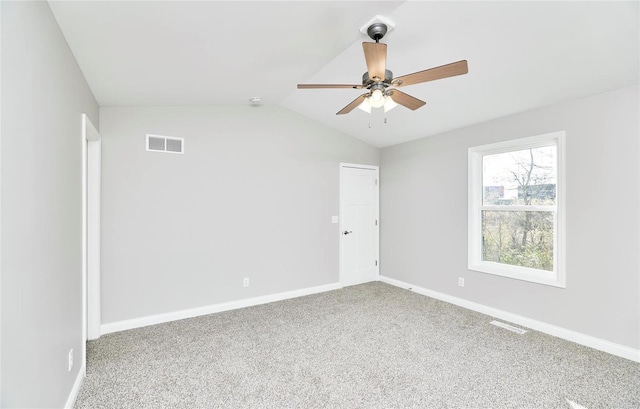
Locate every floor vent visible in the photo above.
<box><xmin>566</xmin><ymin>398</ymin><xmax>589</xmax><ymax>409</ymax></box>
<box><xmin>146</xmin><ymin>134</ymin><xmax>184</xmax><ymax>154</ymax></box>
<box><xmin>490</xmin><ymin>320</ymin><xmax>528</xmax><ymax>335</ymax></box>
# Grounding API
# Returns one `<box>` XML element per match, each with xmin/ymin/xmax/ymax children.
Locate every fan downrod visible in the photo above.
<box><xmin>366</xmin><ymin>23</ymin><xmax>387</xmax><ymax>43</ymax></box>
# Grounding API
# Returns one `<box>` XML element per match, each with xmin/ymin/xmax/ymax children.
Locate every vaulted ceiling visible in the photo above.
<box><xmin>49</xmin><ymin>1</ymin><xmax>639</xmax><ymax>147</ymax></box>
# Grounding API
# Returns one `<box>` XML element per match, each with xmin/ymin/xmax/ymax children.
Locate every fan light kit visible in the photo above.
<box><xmin>297</xmin><ymin>20</ymin><xmax>469</xmax><ymax>116</ymax></box>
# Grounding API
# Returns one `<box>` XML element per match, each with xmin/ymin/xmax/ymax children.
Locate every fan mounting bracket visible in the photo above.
<box><xmin>367</xmin><ymin>23</ymin><xmax>387</xmax><ymax>42</ymax></box>
<box><xmin>359</xmin><ymin>15</ymin><xmax>395</xmax><ymax>39</ymax></box>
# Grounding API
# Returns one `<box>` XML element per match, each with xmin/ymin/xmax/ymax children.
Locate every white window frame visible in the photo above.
<box><xmin>468</xmin><ymin>131</ymin><xmax>566</xmax><ymax>288</ymax></box>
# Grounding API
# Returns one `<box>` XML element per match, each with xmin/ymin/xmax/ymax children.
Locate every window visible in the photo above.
<box><xmin>468</xmin><ymin>132</ymin><xmax>565</xmax><ymax>287</ymax></box>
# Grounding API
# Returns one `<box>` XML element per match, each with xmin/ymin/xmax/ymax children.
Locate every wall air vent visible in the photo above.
<box><xmin>490</xmin><ymin>320</ymin><xmax>528</xmax><ymax>335</ymax></box>
<box><xmin>146</xmin><ymin>134</ymin><xmax>184</xmax><ymax>154</ymax></box>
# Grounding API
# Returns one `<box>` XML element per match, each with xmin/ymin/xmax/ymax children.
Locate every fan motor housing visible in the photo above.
<box><xmin>362</xmin><ymin>69</ymin><xmax>393</xmax><ymax>87</ymax></box>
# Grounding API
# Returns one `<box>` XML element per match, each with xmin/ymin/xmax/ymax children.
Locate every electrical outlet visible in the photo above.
<box><xmin>68</xmin><ymin>349</ymin><xmax>74</xmax><ymax>372</ymax></box>
<box><xmin>458</xmin><ymin>277</ymin><xmax>465</xmax><ymax>287</ymax></box>
<box><xmin>243</xmin><ymin>277</ymin><xmax>250</xmax><ymax>287</ymax></box>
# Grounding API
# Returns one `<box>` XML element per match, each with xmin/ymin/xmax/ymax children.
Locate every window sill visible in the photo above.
<box><xmin>468</xmin><ymin>261</ymin><xmax>566</xmax><ymax>288</ymax></box>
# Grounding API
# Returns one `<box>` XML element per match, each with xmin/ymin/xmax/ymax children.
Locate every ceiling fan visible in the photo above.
<box><xmin>297</xmin><ymin>23</ymin><xmax>468</xmax><ymax>115</ymax></box>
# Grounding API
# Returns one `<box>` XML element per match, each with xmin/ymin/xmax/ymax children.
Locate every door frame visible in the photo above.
<box><xmin>82</xmin><ymin>114</ymin><xmax>101</xmax><ymax>374</ymax></box>
<box><xmin>339</xmin><ymin>163</ymin><xmax>380</xmax><ymax>286</ymax></box>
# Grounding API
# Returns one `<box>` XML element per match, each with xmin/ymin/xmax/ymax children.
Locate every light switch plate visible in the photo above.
<box><xmin>331</xmin><ymin>216</ymin><xmax>339</xmax><ymax>224</ymax></box>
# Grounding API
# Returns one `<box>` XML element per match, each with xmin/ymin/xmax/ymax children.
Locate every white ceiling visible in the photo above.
<box><xmin>49</xmin><ymin>1</ymin><xmax>639</xmax><ymax>148</ymax></box>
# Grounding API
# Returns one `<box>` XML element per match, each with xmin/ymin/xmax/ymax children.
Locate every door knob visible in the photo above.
<box><xmin>343</xmin><ymin>230</ymin><xmax>353</xmax><ymax>235</ymax></box>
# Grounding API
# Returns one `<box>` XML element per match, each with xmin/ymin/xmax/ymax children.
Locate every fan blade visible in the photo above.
<box><xmin>298</xmin><ymin>84</ymin><xmax>363</xmax><ymax>89</ymax></box>
<box><xmin>393</xmin><ymin>60</ymin><xmax>468</xmax><ymax>87</ymax></box>
<box><xmin>388</xmin><ymin>90</ymin><xmax>426</xmax><ymax>110</ymax></box>
<box><xmin>337</xmin><ymin>94</ymin><xmax>368</xmax><ymax>115</ymax></box>
<box><xmin>363</xmin><ymin>42</ymin><xmax>387</xmax><ymax>82</ymax></box>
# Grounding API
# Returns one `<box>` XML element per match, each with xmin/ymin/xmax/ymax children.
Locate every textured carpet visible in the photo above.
<box><xmin>75</xmin><ymin>282</ymin><xmax>640</xmax><ymax>408</ymax></box>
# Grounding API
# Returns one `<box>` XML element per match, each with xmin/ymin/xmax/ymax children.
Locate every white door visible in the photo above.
<box><xmin>340</xmin><ymin>164</ymin><xmax>379</xmax><ymax>286</ymax></box>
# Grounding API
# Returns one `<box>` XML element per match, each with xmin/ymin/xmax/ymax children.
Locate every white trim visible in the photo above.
<box><xmin>87</xmin><ymin>138</ymin><xmax>101</xmax><ymax>340</ymax></box>
<box><xmin>81</xmin><ymin>115</ymin><xmax>88</xmax><ymax>377</ymax></box>
<box><xmin>64</xmin><ymin>363</ymin><xmax>85</xmax><ymax>409</ymax></box>
<box><xmin>379</xmin><ymin>275</ymin><xmax>640</xmax><ymax>363</ymax></box>
<box><xmin>101</xmin><ymin>282</ymin><xmax>342</xmax><ymax>335</ymax></box>
<box><xmin>468</xmin><ymin>131</ymin><xmax>566</xmax><ymax>288</ymax></box>
<box><xmin>82</xmin><ymin>114</ymin><xmax>101</xmax><ymax>346</ymax></box>
<box><xmin>0</xmin><ymin>3</ymin><xmax>3</xmax><ymax>395</ymax></box>
<box><xmin>339</xmin><ymin>162</ymin><xmax>379</xmax><ymax>171</ymax></box>
<box><xmin>339</xmin><ymin>163</ymin><xmax>380</xmax><ymax>287</ymax></box>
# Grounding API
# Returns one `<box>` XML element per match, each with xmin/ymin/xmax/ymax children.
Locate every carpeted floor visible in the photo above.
<box><xmin>75</xmin><ymin>282</ymin><xmax>640</xmax><ymax>408</ymax></box>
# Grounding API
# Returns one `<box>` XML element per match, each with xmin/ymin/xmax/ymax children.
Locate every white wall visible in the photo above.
<box><xmin>1</xmin><ymin>1</ymin><xmax>99</xmax><ymax>407</ymax></box>
<box><xmin>380</xmin><ymin>86</ymin><xmax>640</xmax><ymax>350</ymax></box>
<box><xmin>100</xmin><ymin>105</ymin><xmax>378</xmax><ymax>324</ymax></box>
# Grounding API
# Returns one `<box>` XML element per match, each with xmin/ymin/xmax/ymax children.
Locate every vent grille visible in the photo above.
<box><xmin>166</xmin><ymin>138</ymin><xmax>182</xmax><ymax>153</ymax></box>
<box><xmin>490</xmin><ymin>320</ymin><xmax>528</xmax><ymax>335</ymax></box>
<box><xmin>146</xmin><ymin>134</ymin><xmax>184</xmax><ymax>154</ymax></box>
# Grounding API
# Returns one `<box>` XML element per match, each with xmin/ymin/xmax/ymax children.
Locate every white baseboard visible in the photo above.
<box><xmin>101</xmin><ymin>282</ymin><xmax>342</xmax><ymax>335</ymax></box>
<box><xmin>64</xmin><ymin>363</ymin><xmax>85</xmax><ymax>409</ymax></box>
<box><xmin>379</xmin><ymin>275</ymin><xmax>640</xmax><ymax>363</ymax></box>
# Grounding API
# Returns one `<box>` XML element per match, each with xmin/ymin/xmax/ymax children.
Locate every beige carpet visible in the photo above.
<box><xmin>75</xmin><ymin>282</ymin><xmax>639</xmax><ymax>408</ymax></box>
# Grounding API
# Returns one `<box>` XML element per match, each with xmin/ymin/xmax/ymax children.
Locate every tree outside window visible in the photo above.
<box><xmin>468</xmin><ymin>132</ymin><xmax>565</xmax><ymax>287</ymax></box>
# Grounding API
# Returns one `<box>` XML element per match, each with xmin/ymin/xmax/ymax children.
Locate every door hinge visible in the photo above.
<box><xmin>375</xmin><ymin>219</ymin><xmax>378</xmax><ymax>226</ymax></box>
<box><xmin>375</xmin><ymin>260</ymin><xmax>378</xmax><ymax>266</ymax></box>
<box><xmin>375</xmin><ymin>179</ymin><xmax>378</xmax><ymax>186</ymax></box>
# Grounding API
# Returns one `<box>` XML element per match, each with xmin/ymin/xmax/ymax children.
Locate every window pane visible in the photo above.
<box><xmin>483</xmin><ymin>146</ymin><xmax>556</xmax><ymax>206</ymax></box>
<box><xmin>482</xmin><ymin>210</ymin><xmax>554</xmax><ymax>271</ymax></box>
